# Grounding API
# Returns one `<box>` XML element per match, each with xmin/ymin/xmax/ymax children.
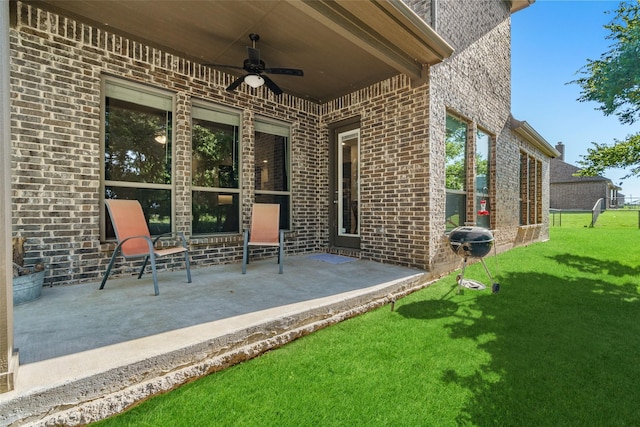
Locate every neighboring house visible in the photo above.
<box><xmin>551</xmin><ymin>142</ymin><xmax>622</xmax><ymax>210</ymax></box>
<box><xmin>1</xmin><ymin>0</ymin><xmax>555</xmax><ymax>391</ymax></box>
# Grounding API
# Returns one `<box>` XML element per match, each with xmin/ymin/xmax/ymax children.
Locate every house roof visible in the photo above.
<box><xmin>510</xmin><ymin>116</ymin><xmax>560</xmax><ymax>159</ymax></box>
<box><xmin>550</xmin><ymin>158</ymin><xmax>622</xmax><ymax>189</ymax></box>
<box><xmin>27</xmin><ymin>0</ymin><xmax>455</xmax><ymax>102</ymax></box>
<box><xmin>510</xmin><ymin>0</ymin><xmax>536</xmax><ymax>13</ymax></box>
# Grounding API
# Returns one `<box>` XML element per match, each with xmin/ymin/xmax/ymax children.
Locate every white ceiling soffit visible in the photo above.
<box><xmin>24</xmin><ymin>0</ymin><xmax>453</xmax><ymax>102</ymax></box>
<box><xmin>290</xmin><ymin>0</ymin><xmax>454</xmax><ymax>82</ymax></box>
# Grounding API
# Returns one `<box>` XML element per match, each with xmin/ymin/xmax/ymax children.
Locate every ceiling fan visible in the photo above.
<box><xmin>206</xmin><ymin>33</ymin><xmax>304</xmax><ymax>95</ymax></box>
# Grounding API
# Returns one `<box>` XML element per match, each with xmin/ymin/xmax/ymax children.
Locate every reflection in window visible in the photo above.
<box><xmin>476</xmin><ymin>129</ymin><xmax>491</xmax><ymax>228</ymax></box>
<box><xmin>191</xmin><ymin>105</ymin><xmax>240</xmax><ymax>234</ymax></box>
<box><xmin>104</xmin><ymin>99</ymin><xmax>172</xmax><ymax>185</ymax></box>
<box><xmin>103</xmin><ymin>79</ymin><xmax>173</xmax><ymax>238</ymax></box>
<box><xmin>339</xmin><ymin>130</ymin><xmax>359</xmax><ymax>236</ymax></box>
<box><xmin>255</xmin><ymin>121</ymin><xmax>291</xmax><ymax>230</ymax></box>
<box><xmin>445</xmin><ymin>115</ymin><xmax>467</xmax><ymax>231</ymax></box>
<box><xmin>105</xmin><ymin>187</ymin><xmax>171</xmax><ymax>236</ymax></box>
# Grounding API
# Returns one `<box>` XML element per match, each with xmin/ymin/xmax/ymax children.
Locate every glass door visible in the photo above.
<box><xmin>338</xmin><ymin>129</ymin><xmax>360</xmax><ymax>237</ymax></box>
<box><xmin>330</xmin><ymin>122</ymin><xmax>361</xmax><ymax>249</ymax></box>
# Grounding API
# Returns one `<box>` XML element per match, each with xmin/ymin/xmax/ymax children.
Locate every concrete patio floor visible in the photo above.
<box><xmin>0</xmin><ymin>254</ymin><xmax>432</xmax><ymax>426</ymax></box>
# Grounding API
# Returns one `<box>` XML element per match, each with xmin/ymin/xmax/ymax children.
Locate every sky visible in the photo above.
<box><xmin>511</xmin><ymin>0</ymin><xmax>640</xmax><ymax>201</ymax></box>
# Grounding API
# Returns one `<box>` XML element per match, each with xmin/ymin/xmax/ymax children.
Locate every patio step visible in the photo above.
<box><xmin>0</xmin><ymin>266</ymin><xmax>430</xmax><ymax>426</ymax></box>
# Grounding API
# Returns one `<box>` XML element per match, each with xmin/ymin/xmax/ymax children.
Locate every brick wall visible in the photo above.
<box><xmin>426</xmin><ymin>0</ymin><xmax>517</xmax><ymax>273</ymax></box>
<box><xmin>9</xmin><ymin>1</ymin><xmax>553</xmax><ymax>286</ymax></box>
<box><xmin>551</xmin><ymin>182</ymin><xmax>609</xmax><ymax>210</ymax></box>
<box><xmin>550</xmin><ymin>158</ymin><xmax>610</xmax><ymax>210</ymax></box>
<box><xmin>321</xmin><ymin>76</ymin><xmax>431</xmax><ymax>269</ymax></box>
<box><xmin>9</xmin><ymin>2</ymin><xmax>323</xmax><ymax>285</ymax></box>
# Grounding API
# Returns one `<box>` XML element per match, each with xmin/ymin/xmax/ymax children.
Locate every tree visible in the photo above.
<box><xmin>574</xmin><ymin>1</ymin><xmax>640</xmax><ymax>125</ymax></box>
<box><xmin>573</xmin><ymin>1</ymin><xmax>640</xmax><ymax>178</ymax></box>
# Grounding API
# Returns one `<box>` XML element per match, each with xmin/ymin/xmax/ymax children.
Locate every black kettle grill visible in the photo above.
<box><xmin>448</xmin><ymin>226</ymin><xmax>500</xmax><ymax>293</ymax></box>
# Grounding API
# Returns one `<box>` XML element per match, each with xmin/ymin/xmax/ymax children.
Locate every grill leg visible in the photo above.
<box><xmin>480</xmin><ymin>258</ymin><xmax>500</xmax><ymax>293</ymax></box>
<box><xmin>456</xmin><ymin>257</ymin><xmax>469</xmax><ymax>294</ymax></box>
<box><xmin>479</xmin><ymin>258</ymin><xmax>494</xmax><ymax>282</ymax></box>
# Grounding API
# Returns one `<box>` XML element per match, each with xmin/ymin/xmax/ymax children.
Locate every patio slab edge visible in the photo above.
<box><xmin>2</xmin><ymin>272</ymin><xmax>436</xmax><ymax>426</ymax></box>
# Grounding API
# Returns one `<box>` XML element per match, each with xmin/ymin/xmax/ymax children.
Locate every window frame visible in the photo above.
<box><xmin>254</xmin><ymin>117</ymin><xmax>292</xmax><ymax>231</ymax></box>
<box><xmin>100</xmin><ymin>77</ymin><xmax>176</xmax><ymax>241</ymax></box>
<box><xmin>520</xmin><ymin>151</ymin><xmax>542</xmax><ymax>225</ymax></box>
<box><xmin>445</xmin><ymin>113</ymin><xmax>469</xmax><ymax>232</ymax></box>
<box><xmin>190</xmin><ymin>101</ymin><xmax>242</xmax><ymax>235</ymax></box>
<box><xmin>475</xmin><ymin>127</ymin><xmax>493</xmax><ymax>229</ymax></box>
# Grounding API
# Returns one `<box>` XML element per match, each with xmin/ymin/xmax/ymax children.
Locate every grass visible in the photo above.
<box><xmin>94</xmin><ymin>211</ymin><xmax>640</xmax><ymax>426</ymax></box>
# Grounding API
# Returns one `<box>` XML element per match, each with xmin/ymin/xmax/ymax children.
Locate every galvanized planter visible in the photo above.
<box><xmin>13</xmin><ymin>270</ymin><xmax>45</xmax><ymax>305</ymax></box>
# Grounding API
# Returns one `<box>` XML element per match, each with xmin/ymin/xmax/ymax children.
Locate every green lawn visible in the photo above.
<box><xmin>94</xmin><ymin>211</ymin><xmax>640</xmax><ymax>426</ymax></box>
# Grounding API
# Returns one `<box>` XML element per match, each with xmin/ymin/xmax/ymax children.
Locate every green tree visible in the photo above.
<box><xmin>576</xmin><ymin>133</ymin><xmax>640</xmax><ymax>179</ymax></box>
<box><xmin>573</xmin><ymin>1</ymin><xmax>640</xmax><ymax>178</ymax></box>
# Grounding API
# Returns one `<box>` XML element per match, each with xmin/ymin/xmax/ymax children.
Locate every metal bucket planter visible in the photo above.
<box><xmin>13</xmin><ymin>270</ymin><xmax>45</xmax><ymax>305</ymax></box>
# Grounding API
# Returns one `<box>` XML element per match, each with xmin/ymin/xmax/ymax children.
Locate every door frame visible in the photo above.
<box><xmin>328</xmin><ymin>117</ymin><xmax>361</xmax><ymax>250</ymax></box>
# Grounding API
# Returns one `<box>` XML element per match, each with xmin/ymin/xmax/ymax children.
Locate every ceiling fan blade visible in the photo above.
<box><xmin>264</xmin><ymin>67</ymin><xmax>304</xmax><ymax>77</ymax></box>
<box><xmin>226</xmin><ymin>75</ymin><xmax>245</xmax><ymax>92</ymax></box>
<box><xmin>204</xmin><ymin>63</ymin><xmax>245</xmax><ymax>70</ymax></box>
<box><xmin>261</xmin><ymin>74</ymin><xmax>283</xmax><ymax>95</ymax></box>
<box><xmin>247</xmin><ymin>46</ymin><xmax>260</xmax><ymax>66</ymax></box>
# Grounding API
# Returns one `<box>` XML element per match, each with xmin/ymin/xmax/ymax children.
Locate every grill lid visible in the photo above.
<box><xmin>448</xmin><ymin>226</ymin><xmax>494</xmax><ymax>258</ymax></box>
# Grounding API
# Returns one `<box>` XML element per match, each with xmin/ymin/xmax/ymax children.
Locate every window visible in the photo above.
<box><xmin>254</xmin><ymin>120</ymin><xmax>291</xmax><ymax>230</ymax></box>
<box><xmin>102</xmin><ymin>79</ymin><xmax>174</xmax><ymax>239</ymax></box>
<box><xmin>475</xmin><ymin>129</ymin><xmax>492</xmax><ymax>228</ymax></box>
<box><xmin>445</xmin><ymin>114</ymin><xmax>467</xmax><ymax>231</ymax></box>
<box><xmin>520</xmin><ymin>152</ymin><xmax>542</xmax><ymax>225</ymax></box>
<box><xmin>191</xmin><ymin>104</ymin><xmax>240</xmax><ymax>234</ymax></box>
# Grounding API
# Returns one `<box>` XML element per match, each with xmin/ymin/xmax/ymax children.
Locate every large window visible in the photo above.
<box><xmin>103</xmin><ymin>79</ymin><xmax>174</xmax><ymax>239</ymax></box>
<box><xmin>520</xmin><ymin>152</ymin><xmax>542</xmax><ymax>225</ymax></box>
<box><xmin>191</xmin><ymin>104</ymin><xmax>240</xmax><ymax>234</ymax></box>
<box><xmin>254</xmin><ymin>120</ymin><xmax>291</xmax><ymax>230</ymax></box>
<box><xmin>445</xmin><ymin>115</ymin><xmax>467</xmax><ymax>231</ymax></box>
<box><xmin>475</xmin><ymin>129</ymin><xmax>492</xmax><ymax>228</ymax></box>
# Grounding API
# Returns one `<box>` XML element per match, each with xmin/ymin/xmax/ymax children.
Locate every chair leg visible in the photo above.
<box><xmin>148</xmin><ymin>251</ymin><xmax>159</xmax><ymax>296</ymax></box>
<box><xmin>242</xmin><ymin>230</ymin><xmax>249</xmax><ymax>274</ymax></box>
<box><xmin>138</xmin><ymin>256</ymin><xmax>150</xmax><ymax>279</ymax></box>
<box><xmin>99</xmin><ymin>247</ymin><xmax>121</xmax><ymax>290</ymax></box>
<box><xmin>278</xmin><ymin>230</ymin><xmax>284</xmax><ymax>274</ymax></box>
<box><xmin>184</xmin><ymin>251</ymin><xmax>192</xmax><ymax>283</ymax></box>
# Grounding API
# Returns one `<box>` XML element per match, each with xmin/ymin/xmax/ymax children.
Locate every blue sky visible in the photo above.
<box><xmin>511</xmin><ymin>0</ymin><xmax>640</xmax><ymax>200</ymax></box>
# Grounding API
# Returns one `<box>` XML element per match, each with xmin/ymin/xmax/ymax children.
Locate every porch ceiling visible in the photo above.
<box><xmin>28</xmin><ymin>0</ymin><xmax>453</xmax><ymax>103</ymax></box>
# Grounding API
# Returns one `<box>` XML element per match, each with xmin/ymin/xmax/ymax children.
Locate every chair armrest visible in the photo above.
<box><xmin>118</xmin><ymin>234</ymin><xmax>154</xmax><ymax>245</ymax></box>
<box><xmin>152</xmin><ymin>232</ymin><xmax>189</xmax><ymax>249</ymax></box>
<box><xmin>114</xmin><ymin>234</ymin><xmax>156</xmax><ymax>258</ymax></box>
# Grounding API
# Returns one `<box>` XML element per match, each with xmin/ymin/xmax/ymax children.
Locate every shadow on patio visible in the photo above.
<box><xmin>2</xmin><ymin>254</ymin><xmax>429</xmax><ymax>426</ymax></box>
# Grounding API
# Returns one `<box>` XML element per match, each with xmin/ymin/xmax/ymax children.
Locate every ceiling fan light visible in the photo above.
<box><xmin>244</xmin><ymin>74</ymin><xmax>264</xmax><ymax>88</ymax></box>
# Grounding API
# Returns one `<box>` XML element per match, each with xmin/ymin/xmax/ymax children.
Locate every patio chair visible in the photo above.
<box><xmin>100</xmin><ymin>199</ymin><xmax>192</xmax><ymax>295</ymax></box>
<box><xmin>242</xmin><ymin>203</ymin><xmax>284</xmax><ymax>274</ymax></box>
